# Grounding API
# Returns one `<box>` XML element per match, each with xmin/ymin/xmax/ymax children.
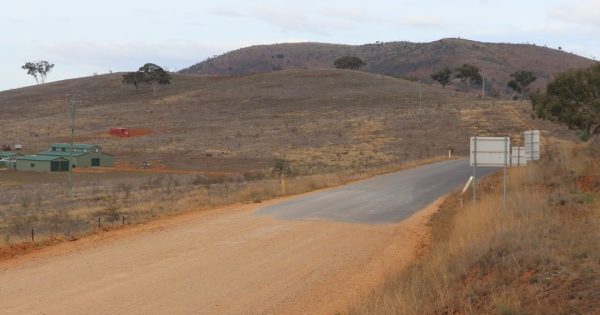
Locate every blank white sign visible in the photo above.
<box><xmin>511</xmin><ymin>146</ymin><xmax>527</xmax><ymax>166</ymax></box>
<box><xmin>524</xmin><ymin>130</ymin><xmax>540</xmax><ymax>161</ymax></box>
<box><xmin>470</xmin><ymin>136</ymin><xmax>511</xmax><ymax>167</ymax></box>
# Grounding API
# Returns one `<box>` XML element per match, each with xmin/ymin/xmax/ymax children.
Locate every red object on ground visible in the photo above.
<box><xmin>110</xmin><ymin>128</ymin><xmax>129</xmax><ymax>137</ymax></box>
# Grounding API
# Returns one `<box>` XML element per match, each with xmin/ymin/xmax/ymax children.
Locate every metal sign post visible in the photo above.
<box><xmin>472</xmin><ymin>136</ymin><xmax>477</xmax><ymax>206</ymax></box>
<box><xmin>470</xmin><ymin>136</ymin><xmax>511</xmax><ymax>210</ymax></box>
<box><xmin>503</xmin><ymin>136</ymin><xmax>508</xmax><ymax>212</ymax></box>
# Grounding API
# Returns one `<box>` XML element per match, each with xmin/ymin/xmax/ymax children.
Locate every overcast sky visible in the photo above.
<box><xmin>1</xmin><ymin>0</ymin><xmax>599</xmax><ymax>91</ymax></box>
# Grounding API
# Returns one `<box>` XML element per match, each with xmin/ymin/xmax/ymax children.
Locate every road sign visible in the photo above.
<box><xmin>470</xmin><ymin>136</ymin><xmax>511</xmax><ymax>167</ymax></box>
<box><xmin>524</xmin><ymin>130</ymin><xmax>540</xmax><ymax>161</ymax></box>
<box><xmin>511</xmin><ymin>147</ymin><xmax>527</xmax><ymax>166</ymax></box>
<box><xmin>470</xmin><ymin>136</ymin><xmax>510</xmax><ymax>211</ymax></box>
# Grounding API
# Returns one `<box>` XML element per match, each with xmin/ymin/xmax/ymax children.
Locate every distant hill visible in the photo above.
<box><xmin>179</xmin><ymin>38</ymin><xmax>594</xmax><ymax>96</ymax></box>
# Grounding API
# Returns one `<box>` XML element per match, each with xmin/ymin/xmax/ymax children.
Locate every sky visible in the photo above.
<box><xmin>1</xmin><ymin>0</ymin><xmax>599</xmax><ymax>91</ymax></box>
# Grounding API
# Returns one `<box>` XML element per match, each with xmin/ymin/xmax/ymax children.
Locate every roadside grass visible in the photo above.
<box><xmin>0</xmin><ymin>156</ymin><xmax>448</xmax><ymax>257</ymax></box>
<box><xmin>349</xmin><ymin>141</ymin><xmax>600</xmax><ymax>314</ymax></box>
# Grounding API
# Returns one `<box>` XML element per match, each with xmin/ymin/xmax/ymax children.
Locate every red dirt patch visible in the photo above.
<box><xmin>127</xmin><ymin>128</ymin><xmax>152</xmax><ymax>137</ymax></box>
<box><xmin>0</xmin><ymin>238</ymin><xmax>65</xmax><ymax>261</ymax></box>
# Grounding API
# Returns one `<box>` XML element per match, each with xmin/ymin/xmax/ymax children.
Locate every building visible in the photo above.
<box><xmin>15</xmin><ymin>155</ymin><xmax>70</xmax><ymax>172</ymax></box>
<box><xmin>39</xmin><ymin>143</ymin><xmax>114</xmax><ymax>168</ymax></box>
<box><xmin>0</xmin><ymin>152</ymin><xmax>23</xmax><ymax>169</ymax></box>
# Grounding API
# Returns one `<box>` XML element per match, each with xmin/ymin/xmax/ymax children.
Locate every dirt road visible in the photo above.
<box><xmin>0</xmin><ymin>161</ymin><xmax>489</xmax><ymax>314</ymax></box>
<box><xmin>0</xmin><ymin>203</ymin><xmax>437</xmax><ymax>314</ymax></box>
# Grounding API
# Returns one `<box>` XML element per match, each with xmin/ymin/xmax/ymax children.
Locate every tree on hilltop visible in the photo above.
<box><xmin>455</xmin><ymin>64</ymin><xmax>482</xmax><ymax>92</ymax></box>
<box><xmin>431</xmin><ymin>67</ymin><xmax>452</xmax><ymax>88</ymax></box>
<box><xmin>532</xmin><ymin>63</ymin><xmax>600</xmax><ymax>140</ymax></box>
<box><xmin>334</xmin><ymin>56</ymin><xmax>366</xmax><ymax>70</ymax></box>
<box><xmin>21</xmin><ymin>60</ymin><xmax>54</xmax><ymax>84</ymax></box>
<box><xmin>122</xmin><ymin>63</ymin><xmax>171</xmax><ymax>97</ymax></box>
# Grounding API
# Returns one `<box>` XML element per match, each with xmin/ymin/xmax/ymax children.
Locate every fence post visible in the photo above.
<box><xmin>31</xmin><ymin>227</ymin><xmax>34</xmax><ymax>242</ymax></box>
<box><xmin>98</xmin><ymin>217</ymin><xmax>101</xmax><ymax>229</ymax></box>
<box><xmin>122</xmin><ymin>215</ymin><xmax>125</xmax><ymax>226</ymax></box>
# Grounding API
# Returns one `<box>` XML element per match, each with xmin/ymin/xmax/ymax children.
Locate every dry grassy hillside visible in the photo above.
<box><xmin>180</xmin><ymin>38</ymin><xmax>593</xmax><ymax>96</ymax></box>
<box><xmin>0</xmin><ymin>69</ymin><xmax>572</xmax><ymax>173</ymax></box>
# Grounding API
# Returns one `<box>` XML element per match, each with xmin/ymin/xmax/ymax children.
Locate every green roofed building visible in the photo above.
<box><xmin>0</xmin><ymin>152</ymin><xmax>23</xmax><ymax>159</ymax></box>
<box><xmin>0</xmin><ymin>152</ymin><xmax>22</xmax><ymax>169</ymax></box>
<box><xmin>16</xmin><ymin>155</ymin><xmax>70</xmax><ymax>172</ymax></box>
<box><xmin>40</xmin><ymin>143</ymin><xmax>114</xmax><ymax>168</ymax></box>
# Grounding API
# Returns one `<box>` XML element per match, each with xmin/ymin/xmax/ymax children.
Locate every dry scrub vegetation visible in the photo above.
<box><xmin>350</xmin><ymin>141</ymin><xmax>600</xmax><ymax>314</ymax></box>
<box><xmin>0</xmin><ymin>157</ymin><xmax>445</xmax><ymax>250</ymax></box>
<box><xmin>0</xmin><ymin>70</ymin><xmax>573</xmax><ymax>172</ymax></box>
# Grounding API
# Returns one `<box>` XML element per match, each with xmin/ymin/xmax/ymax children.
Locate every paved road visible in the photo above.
<box><xmin>258</xmin><ymin>160</ymin><xmax>497</xmax><ymax>224</ymax></box>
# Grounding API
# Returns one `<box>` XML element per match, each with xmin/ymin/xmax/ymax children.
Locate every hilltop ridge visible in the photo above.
<box><xmin>180</xmin><ymin>38</ymin><xmax>594</xmax><ymax>96</ymax></box>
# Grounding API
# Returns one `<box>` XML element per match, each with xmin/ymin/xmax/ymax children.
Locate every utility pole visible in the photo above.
<box><xmin>418</xmin><ymin>84</ymin><xmax>423</xmax><ymax>113</ymax></box>
<box><xmin>68</xmin><ymin>96</ymin><xmax>79</xmax><ymax>198</ymax></box>
<box><xmin>482</xmin><ymin>74</ymin><xmax>485</xmax><ymax>98</ymax></box>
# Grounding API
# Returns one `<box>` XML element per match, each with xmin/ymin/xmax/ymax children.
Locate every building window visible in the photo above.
<box><xmin>30</xmin><ymin>163</ymin><xmax>35</xmax><ymax>168</ymax></box>
<box><xmin>62</xmin><ymin>148</ymin><xmax>66</xmax><ymax>152</ymax></box>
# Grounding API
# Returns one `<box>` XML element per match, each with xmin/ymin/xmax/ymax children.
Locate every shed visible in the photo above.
<box><xmin>40</xmin><ymin>143</ymin><xmax>114</xmax><ymax>168</ymax></box>
<box><xmin>16</xmin><ymin>155</ymin><xmax>70</xmax><ymax>172</ymax></box>
<box><xmin>49</xmin><ymin>143</ymin><xmax>101</xmax><ymax>153</ymax></box>
<box><xmin>0</xmin><ymin>152</ymin><xmax>23</xmax><ymax>160</ymax></box>
<box><xmin>0</xmin><ymin>152</ymin><xmax>23</xmax><ymax>169</ymax></box>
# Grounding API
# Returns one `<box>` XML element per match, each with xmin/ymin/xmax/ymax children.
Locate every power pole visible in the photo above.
<box><xmin>68</xmin><ymin>97</ymin><xmax>78</xmax><ymax>198</ymax></box>
<box><xmin>418</xmin><ymin>84</ymin><xmax>422</xmax><ymax>113</ymax></box>
<box><xmin>482</xmin><ymin>74</ymin><xmax>486</xmax><ymax>98</ymax></box>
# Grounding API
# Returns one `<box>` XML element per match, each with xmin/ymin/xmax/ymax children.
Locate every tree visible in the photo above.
<box><xmin>272</xmin><ymin>159</ymin><xmax>292</xmax><ymax>193</ymax></box>
<box><xmin>531</xmin><ymin>63</ymin><xmax>600</xmax><ymax>139</ymax></box>
<box><xmin>507</xmin><ymin>70</ymin><xmax>537</xmax><ymax>99</ymax></box>
<box><xmin>455</xmin><ymin>64</ymin><xmax>482</xmax><ymax>91</ymax></box>
<box><xmin>431</xmin><ymin>67</ymin><xmax>452</xmax><ymax>88</ymax></box>
<box><xmin>122</xmin><ymin>63</ymin><xmax>171</xmax><ymax>96</ymax></box>
<box><xmin>334</xmin><ymin>56</ymin><xmax>366</xmax><ymax>70</ymax></box>
<box><xmin>21</xmin><ymin>60</ymin><xmax>54</xmax><ymax>84</ymax></box>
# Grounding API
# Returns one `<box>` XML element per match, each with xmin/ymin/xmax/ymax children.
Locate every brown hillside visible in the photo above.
<box><xmin>0</xmin><ymin>69</ymin><xmax>572</xmax><ymax>173</ymax></box>
<box><xmin>180</xmin><ymin>38</ymin><xmax>593</xmax><ymax>96</ymax></box>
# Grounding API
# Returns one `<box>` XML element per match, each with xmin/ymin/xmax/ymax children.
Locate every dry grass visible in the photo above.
<box><xmin>0</xmin><ymin>156</ymin><xmax>446</xmax><ymax>249</ymax></box>
<box><xmin>349</xmin><ymin>141</ymin><xmax>600</xmax><ymax>314</ymax></box>
<box><xmin>0</xmin><ymin>70</ymin><xmax>574</xmax><ymax>173</ymax></box>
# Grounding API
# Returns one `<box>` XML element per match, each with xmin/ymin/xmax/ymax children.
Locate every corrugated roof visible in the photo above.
<box><xmin>50</xmin><ymin>143</ymin><xmax>99</xmax><ymax>150</ymax></box>
<box><xmin>0</xmin><ymin>152</ymin><xmax>22</xmax><ymax>158</ymax></box>
<box><xmin>17</xmin><ymin>155</ymin><xmax>68</xmax><ymax>161</ymax></box>
<box><xmin>38</xmin><ymin>151</ymin><xmax>88</xmax><ymax>157</ymax></box>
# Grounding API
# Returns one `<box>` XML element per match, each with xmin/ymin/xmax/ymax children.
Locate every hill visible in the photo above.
<box><xmin>0</xmin><ymin>69</ymin><xmax>572</xmax><ymax>173</ymax></box>
<box><xmin>179</xmin><ymin>38</ymin><xmax>594</xmax><ymax>96</ymax></box>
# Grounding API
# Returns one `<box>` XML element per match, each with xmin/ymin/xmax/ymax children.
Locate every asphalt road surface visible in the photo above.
<box><xmin>258</xmin><ymin>160</ymin><xmax>497</xmax><ymax>224</ymax></box>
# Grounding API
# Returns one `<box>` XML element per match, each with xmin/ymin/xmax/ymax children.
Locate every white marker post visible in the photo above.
<box><xmin>460</xmin><ymin>176</ymin><xmax>474</xmax><ymax>208</ymax></box>
<box><xmin>470</xmin><ymin>136</ymin><xmax>511</xmax><ymax>210</ymax></box>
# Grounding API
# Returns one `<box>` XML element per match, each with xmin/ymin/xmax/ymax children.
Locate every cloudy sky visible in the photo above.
<box><xmin>1</xmin><ymin>0</ymin><xmax>599</xmax><ymax>91</ymax></box>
